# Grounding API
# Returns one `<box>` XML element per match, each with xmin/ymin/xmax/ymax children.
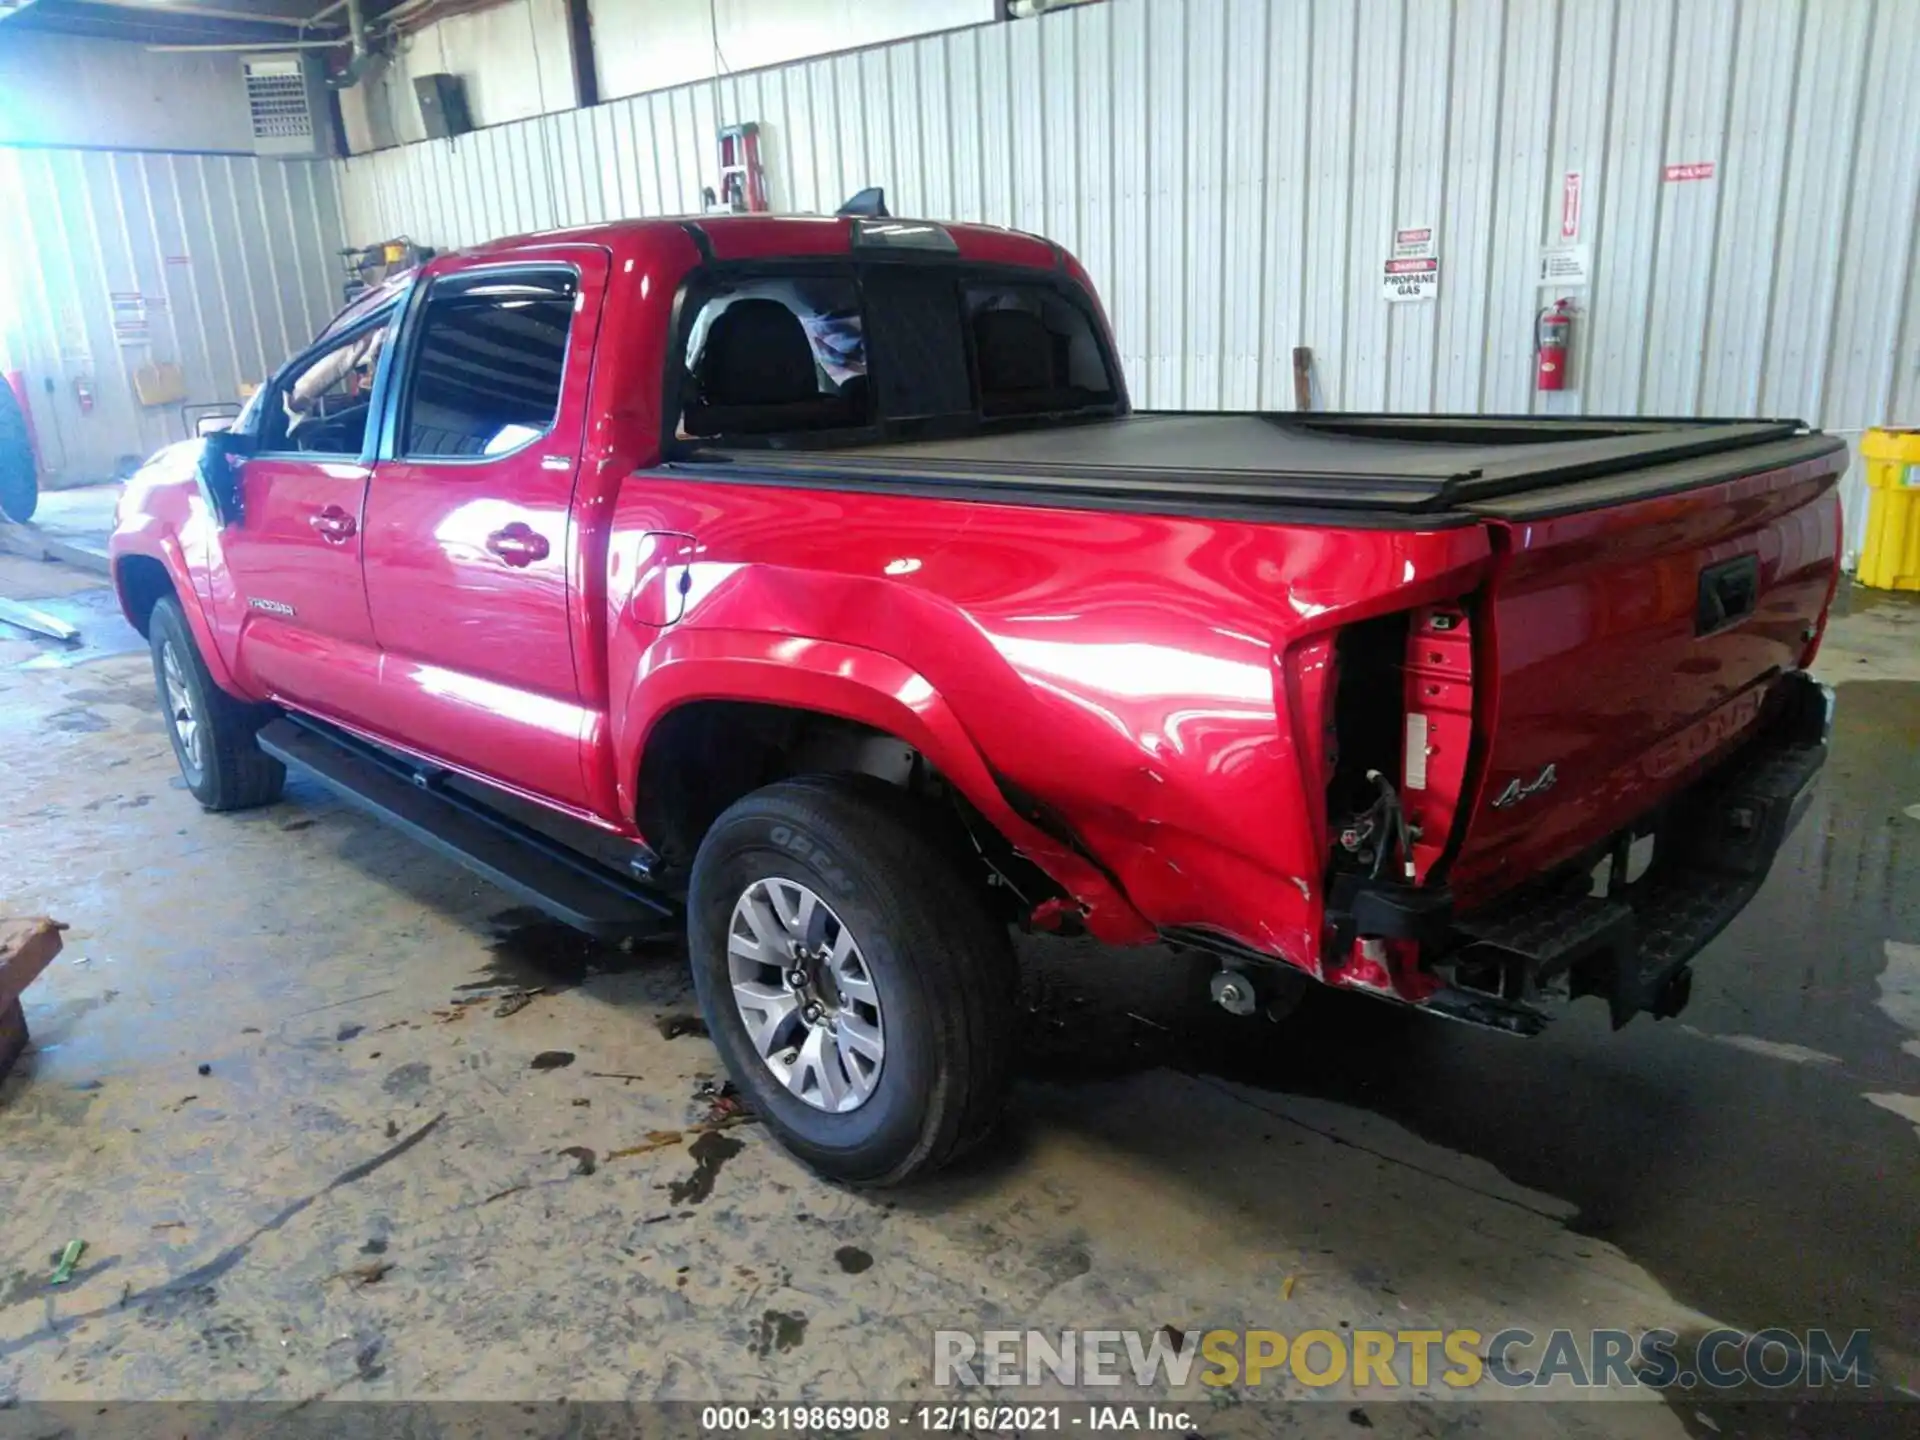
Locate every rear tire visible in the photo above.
<box><xmin>0</xmin><ymin>380</ymin><xmax>36</xmax><ymax>524</ymax></box>
<box><xmin>687</xmin><ymin>777</ymin><xmax>1016</xmax><ymax>1186</ymax></box>
<box><xmin>149</xmin><ymin>596</ymin><xmax>285</xmax><ymax>811</ymax></box>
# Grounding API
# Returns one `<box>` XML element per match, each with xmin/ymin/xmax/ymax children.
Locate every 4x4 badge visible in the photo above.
<box><xmin>1491</xmin><ymin>763</ymin><xmax>1557</xmax><ymax>809</ymax></box>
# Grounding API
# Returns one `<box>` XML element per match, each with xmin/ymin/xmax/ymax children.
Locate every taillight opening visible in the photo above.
<box><xmin>1326</xmin><ymin>603</ymin><xmax>1476</xmax><ymax>890</ymax></box>
<box><xmin>1325</xmin><ymin>612</ymin><xmax>1412</xmax><ymax>883</ymax></box>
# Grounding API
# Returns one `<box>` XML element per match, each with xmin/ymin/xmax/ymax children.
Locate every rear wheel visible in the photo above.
<box><xmin>0</xmin><ymin>380</ymin><xmax>36</xmax><ymax>524</ymax></box>
<box><xmin>687</xmin><ymin>777</ymin><xmax>1016</xmax><ymax>1186</ymax></box>
<box><xmin>149</xmin><ymin>597</ymin><xmax>285</xmax><ymax>811</ymax></box>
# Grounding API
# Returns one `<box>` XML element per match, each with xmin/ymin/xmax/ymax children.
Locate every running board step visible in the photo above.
<box><xmin>257</xmin><ymin>718</ymin><xmax>679</xmax><ymax>941</ymax></box>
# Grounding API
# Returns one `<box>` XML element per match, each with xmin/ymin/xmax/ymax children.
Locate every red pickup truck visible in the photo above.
<box><xmin>111</xmin><ymin>213</ymin><xmax>1841</xmax><ymax>1185</ymax></box>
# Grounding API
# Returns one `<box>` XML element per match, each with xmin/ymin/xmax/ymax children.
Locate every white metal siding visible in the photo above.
<box><xmin>0</xmin><ymin>149</ymin><xmax>345</xmax><ymax>484</ymax></box>
<box><xmin>316</xmin><ymin>0</ymin><xmax>1914</xmax><ymax>562</ymax></box>
<box><xmin>0</xmin><ymin>31</ymin><xmax>256</xmax><ymax>153</ymax></box>
<box><xmin>342</xmin><ymin>0</ymin><xmax>578</xmax><ymax>152</ymax></box>
<box><xmin>587</xmin><ymin>0</ymin><xmax>995</xmax><ymax>102</ymax></box>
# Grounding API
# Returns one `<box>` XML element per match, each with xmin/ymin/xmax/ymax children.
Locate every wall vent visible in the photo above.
<box><xmin>243</xmin><ymin>55</ymin><xmax>330</xmax><ymax>157</ymax></box>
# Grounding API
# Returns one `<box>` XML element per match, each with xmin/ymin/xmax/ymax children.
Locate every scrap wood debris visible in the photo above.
<box><xmin>325</xmin><ymin>1259</ymin><xmax>394</xmax><ymax>1288</ymax></box>
<box><xmin>0</xmin><ymin>596</ymin><xmax>80</xmax><ymax>645</ymax></box>
<box><xmin>605</xmin><ymin>1111</ymin><xmax>757</xmax><ymax>1165</ymax></box>
<box><xmin>606</xmin><ymin>1130</ymin><xmax>687</xmax><ymax>1161</ymax></box>
<box><xmin>447</xmin><ymin>984</ymin><xmax>546</xmax><ymax>1018</ymax></box>
<box><xmin>1</xmin><ymin>915</ymin><xmax>66</xmax><ymax>1079</ymax></box>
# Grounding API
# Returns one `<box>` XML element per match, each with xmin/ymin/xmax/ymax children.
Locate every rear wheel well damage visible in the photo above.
<box><xmin>115</xmin><ymin>555</ymin><xmax>176</xmax><ymax>637</ymax></box>
<box><xmin>635</xmin><ymin>699</ymin><xmax>1059</xmax><ymax>923</ymax></box>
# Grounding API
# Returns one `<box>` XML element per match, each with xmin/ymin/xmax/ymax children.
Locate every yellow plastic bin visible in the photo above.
<box><xmin>1857</xmin><ymin>428</ymin><xmax>1920</xmax><ymax>591</ymax></box>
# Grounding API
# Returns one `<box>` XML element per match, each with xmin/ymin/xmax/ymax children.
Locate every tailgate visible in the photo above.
<box><xmin>1443</xmin><ymin>438</ymin><xmax>1845</xmax><ymax>906</ymax></box>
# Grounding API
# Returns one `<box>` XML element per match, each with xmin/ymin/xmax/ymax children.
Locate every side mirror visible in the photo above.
<box><xmin>182</xmin><ymin>401</ymin><xmax>243</xmax><ymax>437</ymax></box>
<box><xmin>197</xmin><ymin>428</ymin><xmax>255</xmax><ymax>527</ymax></box>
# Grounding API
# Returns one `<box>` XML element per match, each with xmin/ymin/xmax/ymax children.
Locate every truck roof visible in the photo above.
<box><xmin>320</xmin><ymin>214</ymin><xmax>1066</xmax><ymax>340</ymax></box>
<box><xmin>460</xmin><ymin>213</ymin><xmax>1065</xmax><ymax>270</ymax></box>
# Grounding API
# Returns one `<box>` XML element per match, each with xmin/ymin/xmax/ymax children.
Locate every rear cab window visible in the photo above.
<box><xmin>679</xmin><ymin>276</ymin><xmax>869</xmax><ymax>440</ymax></box>
<box><xmin>669</xmin><ymin>247</ymin><xmax>1120</xmax><ymax>452</ymax></box>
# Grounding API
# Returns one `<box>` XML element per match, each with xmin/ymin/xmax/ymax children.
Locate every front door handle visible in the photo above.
<box><xmin>486</xmin><ymin>523</ymin><xmax>551</xmax><ymax>567</ymax></box>
<box><xmin>309</xmin><ymin>506</ymin><xmax>357</xmax><ymax>543</ymax></box>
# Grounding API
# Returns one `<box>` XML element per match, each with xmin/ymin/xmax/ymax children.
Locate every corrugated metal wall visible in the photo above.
<box><xmin>0</xmin><ymin>149</ymin><xmax>346</xmax><ymax>485</ymax></box>
<box><xmin>341</xmin><ymin>0</ymin><xmax>1914</xmax><ymax>559</ymax></box>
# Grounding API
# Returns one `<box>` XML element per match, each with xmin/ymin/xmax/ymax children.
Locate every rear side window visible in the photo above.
<box><xmin>679</xmin><ymin>278</ymin><xmax>868</xmax><ymax>438</ymax></box>
<box><xmin>672</xmin><ymin>266</ymin><xmax>1120</xmax><ymax>447</ymax></box>
<box><xmin>402</xmin><ymin>272</ymin><xmax>576</xmax><ymax>459</ymax></box>
<box><xmin>964</xmin><ymin>283</ymin><xmax>1116</xmax><ymax>417</ymax></box>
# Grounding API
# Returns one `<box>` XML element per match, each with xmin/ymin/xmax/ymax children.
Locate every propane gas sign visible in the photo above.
<box><xmin>1383</xmin><ymin>227</ymin><xmax>1438</xmax><ymax>303</ymax></box>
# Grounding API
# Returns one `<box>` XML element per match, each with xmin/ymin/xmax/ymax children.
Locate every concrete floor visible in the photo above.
<box><xmin>1</xmin><ymin>552</ymin><xmax>1917</xmax><ymax>1437</ymax></box>
<box><xmin>0</xmin><ymin>483</ymin><xmax>116</xmax><ymax>578</ymax></box>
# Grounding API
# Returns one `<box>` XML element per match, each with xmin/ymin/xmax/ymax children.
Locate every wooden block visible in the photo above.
<box><xmin>0</xmin><ymin>996</ymin><xmax>25</xmax><ymax>1081</ymax></box>
<box><xmin>0</xmin><ymin>915</ymin><xmax>63</xmax><ymax>1008</ymax></box>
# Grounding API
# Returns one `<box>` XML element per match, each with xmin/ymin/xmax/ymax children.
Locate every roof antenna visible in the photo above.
<box><xmin>837</xmin><ymin>187</ymin><xmax>889</xmax><ymax>218</ymax></box>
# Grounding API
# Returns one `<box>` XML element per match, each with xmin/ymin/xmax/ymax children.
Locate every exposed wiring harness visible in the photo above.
<box><xmin>1351</xmin><ymin>769</ymin><xmax>1415</xmax><ymax>881</ymax></box>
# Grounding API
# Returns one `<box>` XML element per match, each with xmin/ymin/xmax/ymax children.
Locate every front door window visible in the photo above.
<box><xmin>261</xmin><ymin>323</ymin><xmax>390</xmax><ymax>457</ymax></box>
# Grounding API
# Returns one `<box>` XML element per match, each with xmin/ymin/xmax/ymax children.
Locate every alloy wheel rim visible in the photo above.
<box><xmin>161</xmin><ymin>641</ymin><xmax>202</xmax><ymax>776</ymax></box>
<box><xmin>726</xmin><ymin>876</ymin><xmax>885</xmax><ymax>1113</ymax></box>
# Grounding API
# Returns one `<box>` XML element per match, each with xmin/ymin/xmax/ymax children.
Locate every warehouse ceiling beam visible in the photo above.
<box><xmin>2</xmin><ymin>0</ymin><xmax>363</xmax><ymax>45</ymax></box>
<box><xmin>45</xmin><ymin>1</ymin><xmax>338</xmax><ymax>27</ymax></box>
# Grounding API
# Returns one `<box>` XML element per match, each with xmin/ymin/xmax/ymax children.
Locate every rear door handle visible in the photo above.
<box><xmin>486</xmin><ymin>522</ymin><xmax>551</xmax><ymax>567</ymax></box>
<box><xmin>1697</xmin><ymin>554</ymin><xmax>1760</xmax><ymax>635</ymax></box>
<box><xmin>309</xmin><ymin>506</ymin><xmax>357</xmax><ymax>542</ymax></box>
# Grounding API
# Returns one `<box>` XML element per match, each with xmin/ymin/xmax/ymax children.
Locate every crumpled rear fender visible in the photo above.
<box><xmin>615</xmin><ymin>625</ymin><xmax>1154</xmax><ymax>943</ymax></box>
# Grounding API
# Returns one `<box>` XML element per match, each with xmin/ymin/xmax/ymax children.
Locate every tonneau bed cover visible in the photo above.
<box><xmin>675</xmin><ymin>413</ymin><xmax>1841</xmax><ymax>522</ymax></box>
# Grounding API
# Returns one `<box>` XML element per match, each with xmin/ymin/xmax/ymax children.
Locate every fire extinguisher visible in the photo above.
<box><xmin>1536</xmin><ymin>299</ymin><xmax>1574</xmax><ymax>392</ymax></box>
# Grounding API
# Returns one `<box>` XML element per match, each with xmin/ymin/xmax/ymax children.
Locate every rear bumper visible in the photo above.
<box><xmin>1421</xmin><ymin>672</ymin><xmax>1831</xmax><ymax>1035</ymax></box>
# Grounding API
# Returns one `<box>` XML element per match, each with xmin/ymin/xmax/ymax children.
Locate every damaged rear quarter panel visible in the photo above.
<box><xmin>610</xmin><ymin>478</ymin><xmax>1493</xmax><ymax>971</ymax></box>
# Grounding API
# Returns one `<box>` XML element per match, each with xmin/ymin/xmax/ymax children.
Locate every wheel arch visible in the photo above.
<box><xmin>111</xmin><ymin>539</ymin><xmax>243</xmax><ymax>695</ymax></box>
<box><xmin>618</xmin><ymin>630</ymin><xmax>1151</xmax><ymax>940</ymax></box>
<box><xmin>114</xmin><ymin>552</ymin><xmax>175</xmax><ymax>637</ymax></box>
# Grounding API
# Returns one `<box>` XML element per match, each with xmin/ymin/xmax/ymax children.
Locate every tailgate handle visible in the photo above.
<box><xmin>1697</xmin><ymin>555</ymin><xmax>1760</xmax><ymax>635</ymax></box>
